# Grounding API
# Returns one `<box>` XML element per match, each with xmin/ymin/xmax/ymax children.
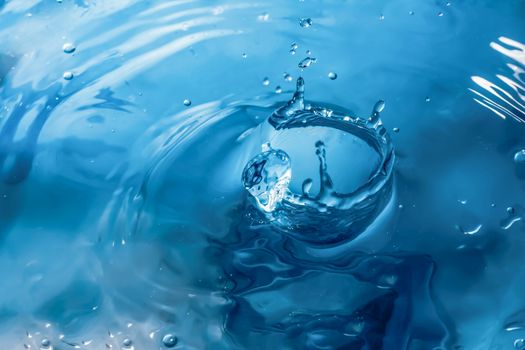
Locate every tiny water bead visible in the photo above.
<box><xmin>328</xmin><ymin>72</ymin><xmax>337</xmax><ymax>80</ymax></box>
<box><xmin>40</xmin><ymin>338</ymin><xmax>51</xmax><ymax>348</ymax></box>
<box><xmin>62</xmin><ymin>43</ymin><xmax>76</xmax><ymax>54</ymax></box>
<box><xmin>183</xmin><ymin>99</ymin><xmax>191</xmax><ymax>106</ymax></box>
<box><xmin>162</xmin><ymin>334</ymin><xmax>178</xmax><ymax>348</ymax></box>
<box><xmin>275</xmin><ymin>86</ymin><xmax>282</xmax><ymax>94</ymax></box>
<box><xmin>262</xmin><ymin>77</ymin><xmax>270</xmax><ymax>86</ymax></box>
<box><xmin>299</xmin><ymin>18</ymin><xmax>312</xmax><ymax>28</ymax></box>
<box><xmin>284</xmin><ymin>73</ymin><xmax>293</xmax><ymax>82</ymax></box>
<box><xmin>515</xmin><ymin>339</ymin><xmax>525</xmax><ymax>350</ymax></box>
<box><xmin>514</xmin><ymin>150</ymin><xmax>525</xmax><ymax>164</ymax></box>
<box><xmin>63</xmin><ymin>71</ymin><xmax>74</xmax><ymax>80</ymax></box>
<box><xmin>121</xmin><ymin>338</ymin><xmax>133</xmax><ymax>349</ymax></box>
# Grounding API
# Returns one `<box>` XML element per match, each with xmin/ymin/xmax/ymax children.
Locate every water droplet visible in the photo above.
<box><xmin>183</xmin><ymin>99</ymin><xmax>191</xmax><ymax>106</ymax></box>
<box><xmin>328</xmin><ymin>72</ymin><xmax>337</xmax><ymax>80</ymax></box>
<box><xmin>62</xmin><ymin>43</ymin><xmax>76</xmax><ymax>54</ymax></box>
<box><xmin>262</xmin><ymin>77</ymin><xmax>270</xmax><ymax>86</ymax></box>
<box><xmin>122</xmin><ymin>338</ymin><xmax>133</xmax><ymax>349</ymax></box>
<box><xmin>284</xmin><ymin>73</ymin><xmax>293</xmax><ymax>82</ymax></box>
<box><xmin>291</xmin><ymin>42</ymin><xmax>299</xmax><ymax>50</ymax></box>
<box><xmin>257</xmin><ymin>12</ymin><xmax>270</xmax><ymax>22</ymax></box>
<box><xmin>63</xmin><ymin>71</ymin><xmax>74</xmax><ymax>80</ymax></box>
<box><xmin>438</xmin><ymin>12</ymin><xmax>444</xmax><ymax>17</ymax></box>
<box><xmin>275</xmin><ymin>86</ymin><xmax>282</xmax><ymax>94</ymax></box>
<box><xmin>241</xmin><ymin>53</ymin><xmax>247</xmax><ymax>58</ymax></box>
<box><xmin>392</xmin><ymin>127</ymin><xmax>399</xmax><ymax>133</ymax></box>
<box><xmin>306</xmin><ymin>49</ymin><xmax>312</xmax><ymax>55</ymax></box>
<box><xmin>162</xmin><ymin>334</ymin><xmax>178</xmax><ymax>348</ymax></box>
<box><xmin>242</xmin><ymin>149</ymin><xmax>292</xmax><ymax>212</ymax></box>
<box><xmin>501</xmin><ymin>206</ymin><xmax>522</xmax><ymax>230</ymax></box>
<box><xmin>515</xmin><ymin>339</ymin><xmax>525</xmax><ymax>350</ymax></box>
<box><xmin>40</xmin><ymin>339</ymin><xmax>51</xmax><ymax>349</ymax></box>
<box><xmin>299</xmin><ymin>18</ymin><xmax>312</xmax><ymax>27</ymax></box>
<box><xmin>514</xmin><ymin>150</ymin><xmax>525</xmax><ymax>164</ymax></box>
<box><xmin>379</xmin><ymin>14</ymin><xmax>385</xmax><ymax>20</ymax></box>
<box><xmin>425</xmin><ymin>96</ymin><xmax>431</xmax><ymax>102</ymax></box>
<box><xmin>298</xmin><ymin>57</ymin><xmax>317</xmax><ymax>69</ymax></box>
<box><xmin>409</xmin><ymin>10</ymin><xmax>415</xmax><ymax>15</ymax></box>
<box><xmin>446</xmin><ymin>1</ymin><xmax>452</xmax><ymax>6</ymax></box>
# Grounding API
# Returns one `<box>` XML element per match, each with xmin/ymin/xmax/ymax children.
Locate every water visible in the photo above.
<box><xmin>1</xmin><ymin>0</ymin><xmax>525</xmax><ymax>349</ymax></box>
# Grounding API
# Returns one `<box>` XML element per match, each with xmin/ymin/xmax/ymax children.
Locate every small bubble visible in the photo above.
<box><xmin>425</xmin><ymin>97</ymin><xmax>431</xmax><ymax>102</ymax></box>
<box><xmin>183</xmin><ymin>99</ymin><xmax>191</xmax><ymax>106</ymax></box>
<box><xmin>409</xmin><ymin>10</ymin><xmax>415</xmax><ymax>15</ymax></box>
<box><xmin>446</xmin><ymin>1</ymin><xmax>451</xmax><ymax>6</ymax></box>
<box><xmin>162</xmin><ymin>334</ymin><xmax>178</xmax><ymax>348</ymax></box>
<box><xmin>62</xmin><ymin>43</ymin><xmax>76</xmax><ymax>54</ymax></box>
<box><xmin>242</xmin><ymin>53</ymin><xmax>247</xmax><ymax>58</ymax></box>
<box><xmin>438</xmin><ymin>12</ymin><xmax>444</xmax><ymax>17</ymax></box>
<box><xmin>262</xmin><ymin>77</ymin><xmax>270</xmax><ymax>86</ymax></box>
<box><xmin>289</xmin><ymin>49</ymin><xmax>296</xmax><ymax>55</ymax></box>
<box><xmin>275</xmin><ymin>86</ymin><xmax>282</xmax><ymax>94</ymax></box>
<box><xmin>392</xmin><ymin>127</ymin><xmax>399</xmax><ymax>133</ymax></box>
<box><xmin>63</xmin><ymin>71</ymin><xmax>74</xmax><ymax>80</ymax></box>
<box><xmin>515</xmin><ymin>339</ymin><xmax>525</xmax><ymax>350</ymax></box>
<box><xmin>507</xmin><ymin>206</ymin><xmax>515</xmax><ymax>215</ymax></box>
<box><xmin>379</xmin><ymin>14</ymin><xmax>385</xmax><ymax>20</ymax></box>
<box><xmin>291</xmin><ymin>42</ymin><xmax>299</xmax><ymax>50</ymax></box>
<box><xmin>306</xmin><ymin>49</ymin><xmax>312</xmax><ymax>55</ymax></box>
<box><xmin>328</xmin><ymin>72</ymin><xmax>337</xmax><ymax>80</ymax></box>
<box><xmin>299</xmin><ymin>18</ymin><xmax>312</xmax><ymax>27</ymax></box>
<box><xmin>284</xmin><ymin>73</ymin><xmax>293</xmax><ymax>82</ymax></box>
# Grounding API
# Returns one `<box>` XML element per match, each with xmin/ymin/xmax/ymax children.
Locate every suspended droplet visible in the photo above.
<box><xmin>425</xmin><ymin>96</ymin><xmax>431</xmax><ymax>102</ymax></box>
<box><xmin>183</xmin><ymin>99</ymin><xmax>191</xmax><ymax>106</ymax></box>
<box><xmin>262</xmin><ymin>77</ymin><xmax>270</xmax><ymax>86</ymax></box>
<box><xmin>299</xmin><ymin>18</ymin><xmax>312</xmax><ymax>27</ymax></box>
<box><xmin>63</xmin><ymin>71</ymin><xmax>74</xmax><ymax>80</ymax></box>
<box><xmin>302</xmin><ymin>178</ymin><xmax>313</xmax><ymax>196</ymax></box>
<box><xmin>379</xmin><ymin>14</ymin><xmax>385</xmax><ymax>20</ymax></box>
<box><xmin>515</xmin><ymin>339</ymin><xmax>525</xmax><ymax>350</ymax></box>
<box><xmin>62</xmin><ymin>43</ymin><xmax>76</xmax><ymax>54</ymax></box>
<box><xmin>298</xmin><ymin>57</ymin><xmax>317</xmax><ymax>69</ymax></box>
<box><xmin>284</xmin><ymin>73</ymin><xmax>293</xmax><ymax>82</ymax></box>
<box><xmin>409</xmin><ymin>10</ymin><xmax>415</xmax><ymax>15</ymax></box>
<box><xmin>392</xmin><ymin>127</ymin><xmax>399</xmax><ymax>133</ymax></box>
<box><xmin>162</xmin><ymin>334</ymin><xmax>178</xmax><ymax>348</ymax></box>
<box><xmin>241</xmin><ymin>53</ymin><xmax>247</xmax><ymax>58</ymax></box>
<box><xmin>328</xmin><ymin>72</ymin><xmax>337</xmax><ymax>80</ymax></box>
<box><xmin>438</xmin><ymin>12</ymin><xmax>444</xmax><ymax>17</ymax></box>
<box><xmin>275</xmin><ymin>86</ymin><xmax>282</xmax><ymax>94</ymax></box>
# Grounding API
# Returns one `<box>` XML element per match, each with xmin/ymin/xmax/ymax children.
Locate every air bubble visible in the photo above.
<box><xmin>275</xmin><ymin>86</ymin><xmax>282</xmax><ymax>94</ymax></box>
<box><xmin>328</xmin><ymin>72</ymin><xmax>337</xmax><ymax>80</ymax></box>
<box><xmin>122</xmin><ymin>338</ymin><xmax>133</xmax><ymax>349</ymax></box>
<box><xmin>284</xmin><ymin>73</ymin><xmax>293</xmax><ymax>82</ymax></box>
<box><xmin>514</xmin><ymin>150</ymin><xmax>525</xmax><ymax>164</ymax></box>
<box><xmin>183</xmin><ymin>99</ymin><xmax>191</xmax><ymax>106</ymax></box>
<box><xmin>262</xmin><ymin>77</ymin><xmax>270</xmax><ymax>86</ymax></box>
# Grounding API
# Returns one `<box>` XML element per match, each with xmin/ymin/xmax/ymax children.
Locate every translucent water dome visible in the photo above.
<box><xmin>242</xmin><ymin>78</ymin><xmax>395</xmax><ymax>243</ymax></box>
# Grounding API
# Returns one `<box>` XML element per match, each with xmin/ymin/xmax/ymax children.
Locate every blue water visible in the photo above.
<box><xmin>1</xmin><ymin>0</ymin><xmax>525</xmax><ymax>349</ymax></box>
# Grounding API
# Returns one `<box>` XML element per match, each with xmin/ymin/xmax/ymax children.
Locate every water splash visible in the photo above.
<box><xmin>242</xmin><ymin>77</ymin><xmax>395</xmax><ymax>243</ymax></box>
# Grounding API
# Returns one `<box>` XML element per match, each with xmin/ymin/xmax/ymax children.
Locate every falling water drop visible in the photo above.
<box><xmin>299</xmin><ymin>18</ymin><xmax>312</xmax><ymax>27</ymax></box>
<box><xmin>438</xmin><ymin>12</ymin><xmax>444</xmax><ymax>17</ymax></box>
<box><xmin>425</xmin><ymin>96</ymin><xmax>431</xmax><ymax>102</ymax></box>
<box><xmin>162</xmin><ymin>334</ymin><xmax>178</xmax><ymax>348</ymax></box>
<box><xmin>122</xmin><ymin>338</ymin><xmax>133</xmax><ymax>349</ymax></box>
<box><xmin>328</xmin><ymin>72</ymin><xmax>337</xmax><ymax>80</ymax></box>
<box><xmin>275</xmin><ymin>86</ymin><xmax>282</xmax><ymax>94</ymax></box>
<box><xmin>40</xmin><ymin>338</ymin><xmax>51</xmax><ymax>349</ymax></box>
<box><xmin>298</xmin><ymin>57</ymin><xmax>317</xmax><ymax>69</ymax></box>
<box><xmin>284</xmin><ymin>73</ymin><xmax>293</xmax><ymax>82</ymax></box>
<box><xmin>262</xmin><ymin>77</ymin><xmax>270</xmax><ymax>86</ymax></box>
<box><xmin>183</xmin><ymin>99</ymin><xmax>191</xmax><ymax>106</ymax></box>
<box><xmin>62</xmin><ymin>43</ymin><xmax>76</xmax><ymax>54</ymax></box>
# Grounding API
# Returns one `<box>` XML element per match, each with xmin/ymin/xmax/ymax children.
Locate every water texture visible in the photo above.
<box><xmin>1</xmin><ymin>0</ymin><xmax>525</xmax><ymax>349</ymax></box>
